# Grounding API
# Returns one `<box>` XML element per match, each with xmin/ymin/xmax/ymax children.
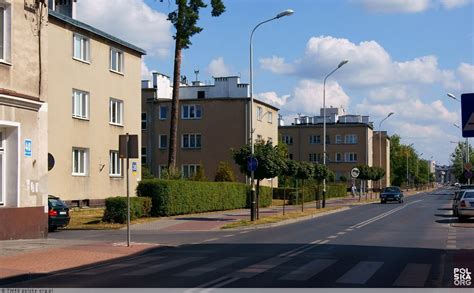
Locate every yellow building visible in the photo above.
<box><xmin>0</xmin><ymin>0</ymin><xmax>49</xmax><ymax>239</ymax></box>
<box><xmin>47</xmin><ymin>1</ymin><xmax>145</xmax><ymax>206</ymax></box>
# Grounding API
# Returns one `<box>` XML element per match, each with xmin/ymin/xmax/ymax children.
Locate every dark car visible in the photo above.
<box><xmin>48</xmin><ymin>195</ymin><xmax>70</xmax><ymax>232</ymax></box>
<box><xmin>380</xmin><ymin>186</ymin><xmax>404</xmax><ymax>204</ymax></box>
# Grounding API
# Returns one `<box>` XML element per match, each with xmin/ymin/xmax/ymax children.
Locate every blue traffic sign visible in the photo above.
<box><xmin>461</xmin><ymin>93</ymin><xmax>474</xmax><ymax>137</ymax></box>
<box><xmin>247</xmin><ymin>157</ymin><xmax>258</xmax><ymax>172</ymax></box>
<box><xmin>464</xmin><ymin>170</ymin><xmax>472</xmax><ymax>179</ymax></box>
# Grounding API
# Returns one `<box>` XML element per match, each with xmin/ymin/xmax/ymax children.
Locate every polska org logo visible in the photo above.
<box><xmin>454</xmin><ymin>268</ymin><xmax>472</xmax><ymax>286</ymax></box>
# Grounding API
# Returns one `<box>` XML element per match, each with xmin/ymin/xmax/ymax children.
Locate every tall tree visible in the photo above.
<box><xmin>166</xmin><ymin>0</ymin><xmax>225</xmax><ymax>169</ymax></box>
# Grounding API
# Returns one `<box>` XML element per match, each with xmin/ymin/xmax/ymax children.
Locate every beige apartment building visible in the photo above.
<box><xmin>0</xmin><ymin>0</ymin><xmax>49</xmax><ymax>239</ymax></box>
<box><xmin>47</xmin><ymin>1</ymin><xmax>145</xmax><ymax>206</ymax></box>
<box><xmin>279</xmin><ymin>108</ymin><xmax>391</xmax><ymax>189</ymax></box>
<box><xmin>142</xmin><ymin>75</ymin><xmax>278</xmax><ymax>185</ymax></box>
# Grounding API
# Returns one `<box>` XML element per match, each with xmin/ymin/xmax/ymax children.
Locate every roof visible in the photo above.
<box><xmin>48</xmin><ymin>10</ymin><xmax>146</xmax><ymax>55</ymax></box>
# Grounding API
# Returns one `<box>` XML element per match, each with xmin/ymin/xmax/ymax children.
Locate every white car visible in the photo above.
<box><xmin>455</xmin><ymin>190</ymin><xmax>474</xmax><ymax>221</ymax></box>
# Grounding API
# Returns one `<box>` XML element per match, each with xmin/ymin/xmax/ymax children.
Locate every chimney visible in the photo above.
<box><xmin>53</xmin><ymin>0</ymin><xmax>77</xmax><ymax>19</ymax></box>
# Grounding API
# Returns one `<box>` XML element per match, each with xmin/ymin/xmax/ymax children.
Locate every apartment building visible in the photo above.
<box><xmin>0</xmin><ymin>0</ymin><xmax>49</xmax><ymax>239</ymax></box>
<box><xmin>142</xmin><ymin>74</ymin><xmax>278</xmax><ymax>185</ymax></box>
<box><xmin>47</xmin><ymin>0</ymin><xmax>145</xmax><ymax>206</ymax></box>
<box><xmin>279</xmin><ymin>107</ymin><xmax>391</xmax><ymax>188</ymax></box>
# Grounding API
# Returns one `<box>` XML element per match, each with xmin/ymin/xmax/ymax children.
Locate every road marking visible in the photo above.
<box><xmin>202</xmin><ymin>238</ymin><xmax>219</xmax><ymax>242</ymax></box>
<box><xmin>345</xmin><ymin>228</ymin><xmax>354</xmax><ymax>232</ymax></box>
<box><xmin>126</xmin><ymin>257</ymin><xmax>204</xmax><ymax>276</ymax></box>
<box><xmin>74</xmin><ymin>256</ymin><xmax>165</xmax><ymax>275</ymax></box>
<box><xmin>336</xmin><ymin>261</ymin><xmax>384</xmax><ymax>284</ymax></box>
<box><xmin>337</xmin><ymin>231</ymin><xmax>346</xmax><ymax>235</ymax></box>
<box><xmin>183</xmin><ymin>276</ymin><xmax>232</xmax><ymax>293</ymax></box>
<box><xmin>289</xmin><ymin>240</ymin><xmax>323</xmax><ymax>257</ymax></box>
<box><xmin>328</xmin><ymin>235</ymin><xmax>338</xmax><ymax>239</ymax></box>
<box><xmin>279</xmin><ymin>259</ymin><xmax>337</xmax><ymax>281</ymax></box>
<box><xmin>446</xmin><ymin>245</ymin><xmax>456</xmax><ymax>249</ymax></box>
<box><xmin>239</xmin><ymin>231</ymin><xmax>250</xmax><ymax>234</ymax></box>
<box><xmin>198</xmin><ymin>277</ymin><xmax>240</xmax><ymax>292</ymax></box>
<box><xmin>223</xmin><ymin>234</ymin><xmax>235</xmax><ymax>238</ymax></box>
<box><xmin>319</xmin><ymin>240</ymin><xmax>330</xmax><ymax>244</ymax></box>
<box><xmin>231</xmin><ymin>256</ymin><xmax>292</xmax><ymax>278</ymax></box>
<box><xmin>176</xmin><ymin>257</ymin><xmax>246</xmax><ymax>277</ymax></box>
<box><xmin>351</xmin><ymin>200</ymin><xmax>421</xmax><ymax>229</ymax></box>
<box><xmin>393</xmin><ymin>263</ymin><xmax>431</xmax><ymax>287</ymax></box>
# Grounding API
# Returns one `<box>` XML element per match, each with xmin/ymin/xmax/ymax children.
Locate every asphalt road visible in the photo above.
<box><xmin>12</xmin><ymin>188</ymin><xmax>474</xmax><ymax>289</ymax></box>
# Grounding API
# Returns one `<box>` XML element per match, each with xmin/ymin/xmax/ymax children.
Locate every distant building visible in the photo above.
<box><xmin>435</xmin><ymin>165</ymin><xmax>455</xmax><ymax>184</ymax></box>
<box><xmin>47</xmin><ymin>0</ymin><xmax>145</xmax><ymax>206</ymax></box>
<box><xmin>279</xmin><ymin>108</ymin><xmax>391</xmax><ymax>188</ymax></box>
<box><xmin>0</xmin><ymin>0</ymin><xmax>49</xmax><ymax>239</ymax></box>
<box><xmin>142</xmin><ymin>75</ymin><xmax>278</xmax><ymax>185</ymax></box>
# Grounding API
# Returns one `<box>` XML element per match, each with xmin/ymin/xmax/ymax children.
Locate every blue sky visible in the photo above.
<box><xmin>76</xmin><ymin>0</ymin><xmax>474</xmax><ymax>165</ymax></box>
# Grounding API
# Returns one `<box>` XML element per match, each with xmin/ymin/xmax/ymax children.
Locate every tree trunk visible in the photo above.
<box><xmin>256</xmin><ymin>180</ymin><xmax>260</xmax><ymax>220</ymax></box>
<box><xmin>301</xmin><ymin>179</ymin><xmax>304</xmax><ymax>212</ymax></box>
<box><xmin>168</xmin><ymin>4</ymin><xmax>185</xmax><ymax>168</ymax></box>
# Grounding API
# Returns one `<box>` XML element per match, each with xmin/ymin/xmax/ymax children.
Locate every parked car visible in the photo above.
<box><xmin>455</xmin><ymin>190</ymin><xmax>474</xmax><ymax>222</ymax></box>
<box><xmin>380</xmin><ymin>186</ymin><xmax>404</xmax><ymax>204</ymax></box>
<box><xmin>48</xmin><ymin>195</ymin><xmax>70</xmax><ymax>232</ymax></box>
<box><xmin>452</xmin><ymin>190</ymin><xmax>465</xmax><ymax>216</ymax></box>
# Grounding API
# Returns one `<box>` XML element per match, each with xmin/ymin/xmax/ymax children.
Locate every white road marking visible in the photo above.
<box><xmin>239</xmin><ymin>231</ymin><xmax>250</xmax><ymax>234</ymax></box>
<box><xmin>126</xmin><ymin>257</ymin><xmax>204</xmax><ymax>276</ymax></box>
<box><xmin>280</xmin><ymin>259</ymin><xmax>337</xmax><ymax>281</ymax></box>
<box><xmin>336</xmin><ymin>261</ymin><xmax>384</xmax><ymax>284</ymax></box>
<box><xmin>351</xmin><ymin>200</ymin><xmax>422</xmax><ymax>229</ymax></box>
<box><xmin>319</xmin><ymin>240</ymin><xmax>330</xmax><ymax>244</ymax></box>
<box><xmin>289</xmin><ymin>240</ymin><xmax>323</xmax><ymax>257</ymax></box>
<box><xmin>202</xmin><ymin>238</ymin><xmax>219</xmax><ymax>242</ymax></box>
<box><xmin>176</xmin><ymin>257</ymin><xmax>246</xmax><ymax>277</ymax></box>
<box><xmin>74</xmin><ymin>256</ymin><xmax>165</xmax><ymax>275</ymax></box>
<box><xmin>446</xmin><ymin>245</ymin><xmax>456</xmax><ymax>249</ymax></box>
<box><xmin>328</xmin><ymin>235</ymin><xmax>338</xmax><ymax>239</ymax></box>
<box><xmin>337</xmin><ymin>231</ymin><xmax>346</xmax><ymax>235</ymax></box>
<box><xmin>393</xmin><ymin>263</ymin><xmax>431</xmax><ymax>287</ymax></box>
<box><xmin>231</xmin><ymin>256</ymin><xmax>292</xmax><ymax>278</ymax></box>
<box><xmin>198</xmin><ymin>277</ymin><xmax>240</xmax><ymax>293</ymax></box>
<box><xmin>183</xmin><ymin>276</ymin><xmax>231</xmax><ymax>293</ymax></box>
<box><xmin>223</xmin><ymin>234</ymin><xmax>235</xmax><ymax>238</ymax></box>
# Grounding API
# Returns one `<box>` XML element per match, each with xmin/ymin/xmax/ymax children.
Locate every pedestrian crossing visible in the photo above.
<box><xmin>69</xmin><ymin>252</ymin><xmax>438</xmax><ymax>287</ymax></box>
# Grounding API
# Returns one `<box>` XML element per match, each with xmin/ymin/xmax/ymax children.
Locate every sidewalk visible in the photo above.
<box><xmin>0</xmin><ymin>188</ymin><xmax>429</xmax><ymax>283</ymax></box>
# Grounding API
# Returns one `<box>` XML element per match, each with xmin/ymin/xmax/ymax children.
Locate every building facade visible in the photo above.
<box><xmin>47</xmin><ymin>2</ymin><xmax>145</xmax><ymax>206</ymax></box>
<box><xmin>0</xmin><ymin>0</ymin><xmax>49</xmax><ymax>239</ymax></box>
<box><xmin>142</xmin><ymin>75</ymin><xmax>279</xmax><ymax>185</ymax></box>
<box><xmin>279</xmin><ymin>108</ymin><xmax>391</xmax><ymax>188</ymax></box>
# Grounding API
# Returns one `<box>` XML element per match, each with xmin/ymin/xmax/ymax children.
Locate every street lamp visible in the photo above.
<box><xmin>378</xmin><ymin>112</ymin><xmax>394</xmax><ymax>190</ymax></box>
<box><xmin>249</xmin><ymin>9</ymin><xmax>293</xmax><ymax>221</ymax></box>
<box><xmin>322</xmin><ymin>59</ymin><xmax>349</xmax><ymax>208</ymax></box>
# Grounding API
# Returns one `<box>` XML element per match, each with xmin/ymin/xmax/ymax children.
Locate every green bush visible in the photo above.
<box><xmin>137</xmin><ymin>179</ymin><xmax>271</xmax><ymax>216</ymax></box>
<box><xmin>214</xmin><ymin>161</ymin><xmax>236</xmax><ymax>182</ymax></box>
<box><xmin>102</xmin><ymin>196</ymin><xmax>152</xmax><ymax>224</ymax></box>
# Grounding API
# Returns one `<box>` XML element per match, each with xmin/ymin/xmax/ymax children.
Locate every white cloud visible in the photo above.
<box><xmin>260</xmin><ymin>56</ymin><xmax>295</xmax><ymax>75</ymax></box>
<box><xmin>440</xmin><ymin>0</ymin><xmax>472</xmax><ymax>9</ymax></box>
<box><xmin>256</xmin><ymin>92</ymin><xmax>290</xmax><ymax>108</ymax></box>
<box><xmin>357</xmin><ymin>0</ymin><xmax>431</xmax><ymax>13</ymax></box>
<box><xmin>76</xmin><ymin>0</ymin><xmax>173</xmax><ymax>57</ymax></box>
<box><xmin>141</xmin><ymin>60</ymin><xmax>152</xmax><ymax>80</ymax></box>
<box><xmin>457</xmin><ymin>63</ymin><xmax>474</xmax><ymax>92</ymax></box>
<box><xmin>207</xmin><ymin>57</ymin><xmax>232</xmax><ymax>77</ymax></box>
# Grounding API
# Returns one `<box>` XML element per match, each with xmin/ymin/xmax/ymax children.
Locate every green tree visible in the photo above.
<box><xmin>295</xmin><ymin>161</ymin><xmax>314</xmax><ymax>211</ymax></box>
<box><xmin>232</xmin><ymin>142</ymin><xmax>286</xmax><ymax>218</ymax></box>
<box><xmin>450</xmin><ymin>141</ymin><xmax>473</xmax><ymax>183</ymax></box>
<box><xmin>165</xmin><ymin>0</ymin><xmax>225</xmax><ymax>168</ymax></box>
<box><xmin>214</xmin><ymin>161</ymin><xmax>236</xmax><ymax>182</ymax></box>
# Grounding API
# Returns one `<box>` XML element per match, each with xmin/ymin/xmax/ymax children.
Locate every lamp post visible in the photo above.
<box><xmin>322</xmin><ymin>60</ymin><xmax>348</xmax><ymax>208</ymax></box>
<box><xmin>249</xmin><ymin>9</ymin><xmax>293</xmax><ymax>221</ymax></box>
<box><xmin>378</xmin><ymin>112</ymin><xmax>394</xmax><ymax>190</ymax></box>
<box><xmin>448</xmin><ymin>93</ymin><xmax>470</xmax><ymax>184</ymax></box>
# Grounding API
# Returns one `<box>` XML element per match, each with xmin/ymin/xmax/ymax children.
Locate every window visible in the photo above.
<box><xmin>345</xmin><ymin>152</ymin><xmax>358</xmax><ymax>162</ymax></box>
<box><xmin>182</xmin><ymin>134</ymin><xmax>201</xmax><ymax>149</ymax></box>
<box><xmin>309</xmin><ymin>135</ymin><xmax>321</xmax><ymax>144</ymax></box>
<box><xmin>335</xmin><ymin>153</ymin><xmax>342</xmax><ymax>162</ymax></box>
<box><xmin>159</xmin><ymin>105</ymin><xmax>168</xmax><ymax>120</ymax></box>
<box><xmin>182</xmin><ymin>104</ymin><xmax>202</xmax><ymax>119</ymax></box>
<box><xmin>159</xmin><ymin>134</ymin><xmax>168</xmax><ymax>149</ymax></box>
<box><xmin>182</xmin><ymin>164</ymin><xmax>201</xmax><ymax>178</ymax></box>
<box><xmin>72</xmin><ymin>89</ymin><xmax>89</xmax><ymax>119</ymax></box>
<box><xmin>110</xmin><ymin>48</ymin><xmax>124</xmax><ymax>73</ymax></box>
<box><xmin>141</xmin><ymin>147</ymin><xmax>147</xmax><ymax>165</ymax></box>
<box><xmin>197</xmin><ymin>91</ymin><xmax>205</xmax><ymax>99</ymax></box>
<box><xmin>267</xmin><ymin>112</ymin><xmax>273</xmax><ymax>123</ymax></box>
<box><xmin>309</xmin><ymin>153</ymin><xmax>322</xmax><ymax>163</ymax></box>
<box><xmin>109</xmin><ymin>151</ymin><xmax>121</xmax><ymax>177</ymax></box>
<box><xmin>73</xmin><ymin>34</ymin><xmax>89</xmax><ymax>62</ymax></box>
<box><xmin>72</xmin><ymin>148</ymin><xmax>88</xmax><ymax>176</ymax></box>
<box><xmin>335</xmin><ymin>135</ymin><xmax>342</xmax><ymax>144</ymax></box>
<box><xmin>345</xmin><ymin>134</ymin><xmax>357</xmax><ymax>144</ymax></box>
<box><xmin>141</xmin><ymin>113</ymin><xmax>147</xmax><ymax>130</ymax></box>
<box><xmin>109</xmin><ymin>98</ymin><xmax>123</xmax><ymax>125</ymax></box>
<box><xmin>282</xmin><ymin>135</ymin><xmax>293</xmax><ymax>145</ymax></box>
<box><xmin>257</xmin><ymin>107</ymin><xmax>263</xmax><ymax>121</ymax></box>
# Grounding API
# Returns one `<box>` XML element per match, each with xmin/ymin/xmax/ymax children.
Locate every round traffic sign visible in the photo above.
<box><xmin>247</xmin><ymin>157</ymin><xmax>258</xmax><ymax>172</ymax></box>
<box><xmin>464</xmin><ymin>170</ymin><xmax>472</xmax><ymax>179</ymax></box>
<box><xmin>351</xmin><ymin>167</ymin><xmax>360</xmax><ymax>178</ymax></box>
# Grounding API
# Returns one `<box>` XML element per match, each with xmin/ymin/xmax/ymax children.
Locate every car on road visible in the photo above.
<box><xmin>48</xmin><ymin>195</ymin><xmax>71</xmax><ymax>232</ymax></box>
<box><xmin>454</xmin><ymin>190</ymin><xmax>474</xmax><ymax>222</ymax></box>
<box><xmin>380</xmin><ymin>186</ymin><xmax>404</xmax><ymax>204</ymax></box>
<box><xmin>452</xmin><ymin>190</ymin><xmax>465</xmax><ymax>216</ymax></box>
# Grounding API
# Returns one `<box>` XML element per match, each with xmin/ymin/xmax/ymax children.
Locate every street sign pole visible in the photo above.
<box><xmin>126</xmin><ymin>133</ymin><xmax>130</xmax><ymax>248</ymax></box>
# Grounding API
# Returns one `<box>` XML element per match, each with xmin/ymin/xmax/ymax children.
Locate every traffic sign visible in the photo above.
<box><xmin>247</xmin><ymin>157</ymin><xmax>258</xmax><ymax>172</ymax></box>
<box><xmin>351</xmin><ymin>167</ymin><xmax>360</xmax><ymax>178</ymax></box>
<box><xmin>461</xmin><ymin>93</ymin><xmax>474</xmax><ymax>137</ymax></box>
<box><xmin>464</xmin><ymin>162</ymin><xmax>472</xmax><ymax>171</ymax></box>
<box><xmin>464</xmin><ymin>170</ymin><xmax>473</xmax><ymax>179</ymax></box>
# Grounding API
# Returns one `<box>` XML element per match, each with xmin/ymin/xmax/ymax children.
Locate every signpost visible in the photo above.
<box><xmin>351</xmin><ymin>167</ymin><xmax>360</xmax><ymax>178</ymax></box>
<box><xmin>247</xmin><ymin>157</ymin><xmax>258</xmax><ymax>172</ymax></box>
<box><xmin>461</xmin><ymin>93</ymin><xmax>474</xmax><ymax>184</ymax></box>
<box><xmin>118</xmin><ymin>133</ymin><xmax>138</xmax><ymax>247</ymax></box>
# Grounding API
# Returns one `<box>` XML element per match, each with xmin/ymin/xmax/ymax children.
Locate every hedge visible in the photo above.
<box><xmin>136</xmin><ymin>179</ymin><xmax>272</xmax><ymax>217</ymax></box>
<box><xmin>102</xmin><ymin>196</ymin><xmax>152</xmax><ymax>224</ymax></box>
<box><xmin>273</xmin><ymin>184</ymin><xmax>347</xmax><ymax>205</ymax></box>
